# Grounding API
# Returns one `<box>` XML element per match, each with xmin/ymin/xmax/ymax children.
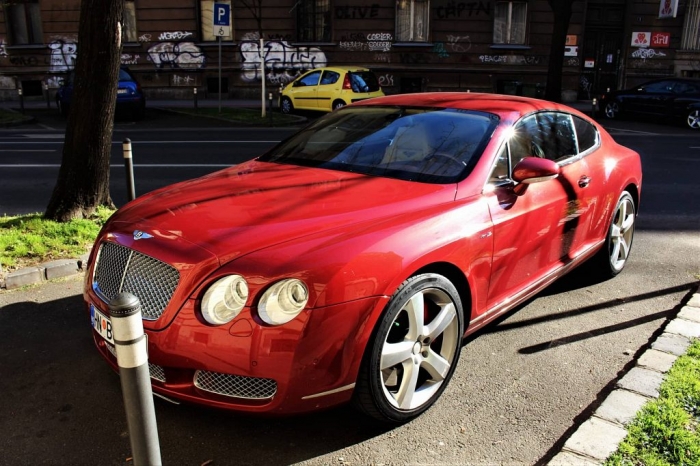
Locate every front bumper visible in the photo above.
<box><xmin>86</xmin><ymin>292</ymin><xmax>388</xmax><ymax>415</ymax></box>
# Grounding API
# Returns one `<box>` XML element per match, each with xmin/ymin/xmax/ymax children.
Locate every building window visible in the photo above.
<box><xmin>4</xmin><ymin>0</ymin><xmax>43</xmax><ymax>45</ymax></box>
<box><xmin>199</xmin><ymin>0</ymin><xmax>233</xmax><ymax>41</ymax></box>
<box><xmin>396</xmin><ymin>0</ymin><xmax>429</xmax><ymax>42</ymax></box>
<box><xmin>297</xmin><ymin>0</ymin><xmax>331</xmax><ymax>42</ymax></box>
<box><xmin>122</xmin><ymin>1</ymin><xmax>138</xmax><ymax>43</ymax></box>
<box><xmin>493</xmin><ymin>1</ymin><xmax>527</xmax><ymax>45</ymax></box>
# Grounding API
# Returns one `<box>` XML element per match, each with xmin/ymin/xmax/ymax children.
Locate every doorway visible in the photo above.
<box><xmin>580</xmin><ymin>2</ymin><xmax>625</xmax><ymax>99</ymax></box>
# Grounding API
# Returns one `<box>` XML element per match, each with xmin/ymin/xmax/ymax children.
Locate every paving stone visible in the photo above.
<box><xmin>43</xmin><ymin>259</ymin><xmax>79</xmax><ymax>280</ymax></box>
<box><xmin>5</xmin><ymin>266</ymin><xmax>44</xmax><ymax>289</ymax></box>
<box><xmin>595</xmin><ymin>389</ymin><xmax>650</xmax><ymax>426</ymax></box>
<box><xmin>652</xmin><ymin>332</ymin><xmax>691</xmax><ymax>356</ymax></box>
<box><xmin>687</xmin><ymin>293</ymin><xmax>700</xmax><ymax>308</ymax></box>
<box><xmin>562</xmin><ymin>417</ymin><xmax>627</xmax><ymax>462</ymax></box>
<box><xmin>616</xmin><ymin>366</ymin><xmax>664</xmax><ymax>398</ymax></box>
<box><xmin>679</xmin><ymin>306</ymin><xmax>700</xmax><ymax>323</ymax></box>
<box><xmin>637</xmin><ymin>348</ymin><xmax>678</xmax><ymax>373</ymax></box>
<box><xmin>666</xmin><ymin>318</ymin><xmax>700</xmax><ymax>339</ymax></box>
<box><xmin>548</xmin><ymin>451</ymin><xmax>601</xmax><ymax>466</ymax></box>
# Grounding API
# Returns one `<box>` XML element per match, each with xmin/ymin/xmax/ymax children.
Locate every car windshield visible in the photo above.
<box><xmin>259</xmin><ymin>106</ymin><xmax>499</xmax><ymax>183</ymax></box>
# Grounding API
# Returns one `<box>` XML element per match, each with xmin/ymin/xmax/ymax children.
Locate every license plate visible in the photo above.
<box><xmin>117</xmin><ymin>89</ymin><xmax>128</xmax><ymax>94</ymax></box>
<box><xmin>90</xmin><ymin>304</ymin><xmax>114</xmax><ymax>345</ymax></box>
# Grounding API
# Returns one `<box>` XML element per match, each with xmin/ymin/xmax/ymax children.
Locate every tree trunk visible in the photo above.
<box><xmin>45</xmin><ymin>0</ymin><xmax>123</xmax><ymax>221</ymax></box>
<box><xmin>544</xmin><ymin>0</ymin><xmax>575</xmax><ymax>102</ymax></box>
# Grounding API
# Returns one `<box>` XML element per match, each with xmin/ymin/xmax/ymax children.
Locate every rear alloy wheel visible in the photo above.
<box><xmin>354</xmin><ymin>274</ymin><xmax>464</xmax><ymax>423</ymax></box>
<box><xmin>280</xmin><ymin>97</ymin><xmax>293</xmax><ymax>114</ymax></box>
<box><xmin>591</xmin><ymin>191</ymin><xmax>636</xmax><ymax>278</ymax></box>
<box><xmin>604</xmin><ymin>101</ymin><xmax>620</xmax><ymax>119</ymax></box>
<box><xmin>687</xmin><ymin>109</ymin><xmax>700</xmax><ymax>129</ymax></box>
<box><xmin>332</xmin><ymin>100</ymin><xmax>346</xmax><ymax>111</ymax></box>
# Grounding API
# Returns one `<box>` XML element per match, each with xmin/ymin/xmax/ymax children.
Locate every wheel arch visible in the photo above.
<box><xmin>411</xmin><ymin>261</ymin><xmax>473</xmax><ymax>326</ymax></box>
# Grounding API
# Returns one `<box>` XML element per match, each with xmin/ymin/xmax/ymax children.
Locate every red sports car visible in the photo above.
<box><xmin>85</xmin><ymin>93</ymin><xmax>642</xmax><ymax>423</ymax></box>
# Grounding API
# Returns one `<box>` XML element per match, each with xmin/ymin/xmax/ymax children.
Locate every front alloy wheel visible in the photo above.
<box><xmin>604</xmin><ymin>101</ymin><xmax>619</xmax><ymax>119</ymax></box>
<box><xmin>280</xmin><ymin>97</ymin><xmax>293</xmax><ymax>114</ymax></box>
<box><xmin>354</xmin><ymin>274</ymin><xmax>464</xmax><ymax>423</ymax></box>
<box><xmin>687</xmin><ymin>109</ymin><xmax>700</xmax><ymax>129</ymax></box>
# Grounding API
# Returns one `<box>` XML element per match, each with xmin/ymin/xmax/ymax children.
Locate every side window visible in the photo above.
<box><xmin>510</xmin><ymin>114</ymin><xmax>540</xmax><ymax>165</ymax></box>
<box><xmin>299</xmin><ymin>70</ymin><xmax>322</xmax><ymax>86</ymax></box>
<box><xmin>572</xmin><ymin>116</ymin><xmax>599</xmax><ymax>154</ymax></box>
<box><xmin>199</xmin><ymin>0</ymin><xmax>233</xmax><ymax>41</ymax></box>
<box><xmin>296</xmin><ymin>0</ymin><xmax>331</xmax><ymax>42</ymax></box>
<box><xmin>493</xmin><ymin>1</ymin><xmax>527</xmax><ymax>45</ymax></box>
<box><xmin>320</xmin><ymin>71</ymin><xmax>340</xmax><ymax>85</ymax></box>
<box><xmin>536</xmin><ymin>112</ymin><xmax>577</xmax><ymax>162</ymax></box>
<box><xmin>396</xmin><ymin>0</ymin><xmax>429</xmax><ymax>42</ymax></box>
<box><xmin>4</xmin><ymin>0</ymin><xmax>43</xmax><ymax>45</ymax></box>
<box><xmin>643</xmin><ymin>80</ymin><xmax>674</xmax><ymax>93</ymax></box>
<box><xmin>489</xmin><ymin>144</ymin><xmax>510</xmax><ymax>183</ymax></box>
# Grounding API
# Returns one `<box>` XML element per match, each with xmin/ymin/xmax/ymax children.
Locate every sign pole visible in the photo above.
<box><xmin>218</xmin><ymin>35</ymin><xmax>222</xmax><ymax>113</ymax></box>
<box><xmin>260</xmin><ymin>38</ymin><xmax>266</xmax><ymax>118</ymax></box>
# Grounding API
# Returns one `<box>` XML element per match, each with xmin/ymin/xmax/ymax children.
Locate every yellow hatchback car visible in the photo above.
<box><xmin>279</xmin><ymin>66</ymin><xmax>384</xmax><ymax>114</ymax></box>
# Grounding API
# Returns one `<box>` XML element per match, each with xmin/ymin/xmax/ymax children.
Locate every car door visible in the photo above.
<box><xmin>633</xmin><ymin>80</ymin><xmax>674</xmax><ymax>115</ymax></box>
<box><xmin>287</xmin><ymin>70</ymin><xmax>322</xmax><ymax>110</ymax></box>
<box><xmin>315</xmin><ymin>70</ymin><xmax>341</xmax><ymax>111</ymax></box>
<box><xmin>483</xmin><ymin>112</ymin><xmax>596</xmax><ymax>309</ymax></box>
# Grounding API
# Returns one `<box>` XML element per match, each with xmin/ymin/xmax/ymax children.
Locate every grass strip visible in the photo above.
<box><xmin>606</xmin><ymin>339</ymin><xmax>700</xmax><ymax>466</ymax></box>
<box><xmin>0</xmin><ymin>207</ymin><xmax>114</xmax><ymax>270</ymax></box>
<box><xmin>171</xmin><ymin>106</ymin><xmax>301</xmax><ymax>125</ymax></box>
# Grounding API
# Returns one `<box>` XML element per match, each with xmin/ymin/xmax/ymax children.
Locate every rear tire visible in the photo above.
<box><xmin>353</xmin><ymin>273</ymin><xmax>464</xmax><ymax>423</ymax></box>
<box><xmin>332</xmin><ymin>100</ymin><xmax>346</xmax><ymax>111</ymax></box>
<box><xmin>686</xmin><ymin>109</ymin><xmax>700</xmax><ymax>129</ymax></box>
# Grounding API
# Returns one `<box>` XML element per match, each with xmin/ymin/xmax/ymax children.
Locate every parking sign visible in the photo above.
<box><xmin>213</xmin><ymin>3</ymin><xmax>231</xmax><ymax>37</ymax></box>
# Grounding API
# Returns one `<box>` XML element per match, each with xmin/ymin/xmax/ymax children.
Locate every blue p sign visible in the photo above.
<box><xmin>213</xmin><ymin>3</ymin><xmax>230</xmax><ymax>26</ymax></box>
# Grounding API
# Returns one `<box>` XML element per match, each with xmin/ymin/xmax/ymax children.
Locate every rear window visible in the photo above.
<box><xmin>349</xmin><ymin>72</ymin><xmax>380</xmax><ymax>93</ymax></box>
<box><xmin>119</xmin><ymin>69</ymin><xmax>133</xmax><ymax>81</ymax></box>
<box><xmin>259</xmin><ymin>106</ymin><xmax>499</xmax><ymax>184</ymax></box>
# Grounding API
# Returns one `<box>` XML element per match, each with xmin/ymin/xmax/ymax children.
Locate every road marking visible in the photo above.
<box><xmin>604</xmin><ymin>128</ymin><xmax>660</xmax><ymax>135</ymax></box>
<box><xmin>0</xmin><ymin>149</ymin><xmax>56</xmax><ymax>152</ymax></box>
<box><xmin>21</xmin><ymin>134</ymin><xmax>64</xmax><ymax>138</ymax></box>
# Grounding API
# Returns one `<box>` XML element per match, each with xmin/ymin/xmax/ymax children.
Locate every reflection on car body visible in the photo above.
<box><xmin>84</xmin><ymin>92</ymin><xmax>642</xmax><ymax>423</ymax></box>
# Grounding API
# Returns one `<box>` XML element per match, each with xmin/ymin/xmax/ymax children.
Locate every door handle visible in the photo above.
<box><xmin>578</xmin><ymin>175</ymin><xmax>591</xmax><ymax>188</ymax></box>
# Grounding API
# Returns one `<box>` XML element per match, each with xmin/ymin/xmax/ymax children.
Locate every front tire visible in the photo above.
<box><xmin>280</xmin><ymin>97</ymin><xmax>293</xmax><ymax>114</ymax></box>
<box><xmin>590</xmin><ymin>191</ymin><xmax>636</xmax><ymax>278</ymax></box>
<box><xmin>354</xmin><ymin>273</ymin><xmax>464</xmax><ymax>423</ymax></box>
<box><xmin>687</xmin><ymin>109</ymin><xmax>700</xmax><ymax>129</ymax></box>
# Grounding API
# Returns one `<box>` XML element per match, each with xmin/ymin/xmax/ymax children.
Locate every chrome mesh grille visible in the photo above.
<box><xmin>194</xmin><ymin>370</ymin><xmax>277</xmax><ymax>400</ymax></box>
<box><xmin>104</xmin><ymin>343</ymin><xmax>166</xmax><ymax>382</ymax></box>
<box><xmin>93</xmin><ymin>242</ymin><xmax>179</xmax><ymax>320</ymax></box>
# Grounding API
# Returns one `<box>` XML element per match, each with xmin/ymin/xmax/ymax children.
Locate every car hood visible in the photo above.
<box><xmin>111</xmin><ymin>160</ymin><xmax>456</xmax><ymax>264</ymax></box>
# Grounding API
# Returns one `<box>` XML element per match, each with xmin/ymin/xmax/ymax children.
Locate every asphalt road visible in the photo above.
<box><xmin>0</xmin><ymin>108</ymin><xmax>698</xmax><ymax>465</ymax></box>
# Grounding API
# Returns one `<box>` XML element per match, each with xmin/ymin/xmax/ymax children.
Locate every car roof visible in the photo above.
<box><xmin>307</xmin><ymin>66</ymin><xmax>371</xmax><ymax>72</ymax></box>
<box><xmin>352</xmin><ymin>92</ymin><xmax>587</xmax><ymax>121</ymax></box>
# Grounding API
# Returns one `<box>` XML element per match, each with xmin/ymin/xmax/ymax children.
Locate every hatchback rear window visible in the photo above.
<box><xmin>349</xmin><ymin>72</ymin><xmax>380</xmax><ymax>93</ymax></box>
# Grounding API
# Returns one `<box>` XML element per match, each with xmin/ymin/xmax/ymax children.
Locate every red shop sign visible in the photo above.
<box><xmin>651</xmin><ymin>32</ymin><xmax>671</xmax><ymax>48</ymax></box>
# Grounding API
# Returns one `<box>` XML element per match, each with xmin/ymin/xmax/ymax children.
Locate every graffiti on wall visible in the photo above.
<box><xmin>48</xmin><ymin>37</ymin><xmax>78</xmax><ymax>72</ymax></box>
<box><xmin>148</xmin><ymin>42</ymin><xmax>205</xmax><ymax>69</ymax></box>
<box><xmin>378</xmin><ymin>73</ymin><xmax>394</xmax><ymax>87</ymax></box>
<box><xmin>172</xmin><ymin>74</ymin><xmax>195</xmax><ymax>86</ymax></box>
<box><xmin>446</xmin><ymin>35</ymin><xmax>471</xmax><ymax>52</ymax></box>
<box><xmin>479</xmin><ymin>54</ymin><xmax>541</xmax><ymax>65</ymax></box>
<box><xmin>121</xmin><ymin>54</ymin><xmax>141</xmax><ymax>65</ymax></box>
<box><xmin>432</xmin><ymin>42</ymin><xmax>449</xmax><ymax>58</ymax></box>
<box><xmin>158</xmin><ymin>31</ymin><xmax>193</xmax><ymax>41</ymax></box>
<box><xmin>239</xmin><ymin>33</ymin><xmax>327</xmax><ymax>84</ymax></box>
<box><xmin>631</xmin><ymin>48</ymin><xmax>666</xmax><ymax>61</ymax></box>
<box><xmin>0</xmin><ymin>38</ymin><xmax>7</xmax><ymax>58</ymax></box>
<box><xmin>138</xmin><ymin>34</ymin><xmax>152</xmax><ymax>43</ymax></box>
<box><xmin>435</xmin><ymin>1</ymin><xmax>491</xmax><ymax>19</ymax></box>
<box><xmin>335</xmin><ymin>4</ymin><xmax>379</xmax><ymax>19</ymax></box>
<box><xmin>367</xmin><ymin>32</ymin><xmax>392</xmax><ymax>52</ymax></box>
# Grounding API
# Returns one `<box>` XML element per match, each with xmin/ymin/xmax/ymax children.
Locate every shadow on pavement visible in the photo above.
<box><xmin>0</xmin><ymin>288</ymin><xmax>391</xmax><ymax>465</ymax></box>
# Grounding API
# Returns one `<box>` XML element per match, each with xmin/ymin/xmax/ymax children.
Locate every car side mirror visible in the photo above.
<box><xmin>512</xmin><ymin>157</ymin><xmax>560</xmax><ymax>184</ymax></box>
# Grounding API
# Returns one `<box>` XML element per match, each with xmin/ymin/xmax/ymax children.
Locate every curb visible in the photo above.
<box><xmin>548</xmin><ymin>288</ymin><xmax>700</xmax><ymax>465</ymax></box>
<box><xmin>1</xmin><ymin>253</ymin><xmax>90</xmax><ymax>290</ymax></box>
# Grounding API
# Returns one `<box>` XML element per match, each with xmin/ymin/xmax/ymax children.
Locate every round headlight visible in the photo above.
<box><xmin>258</xmin><ymin>279</ymin><xmax>309</xmax><ymax>326</ymax></box>
<box><xmin>201</xmin><ymin>275</ymin><xmax>249</xmax><ymax>325</ymax></box>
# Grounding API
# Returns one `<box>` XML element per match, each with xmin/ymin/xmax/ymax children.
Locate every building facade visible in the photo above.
<box><xmin>0</xmin><ymin>0</ymin><xmax>698</xmax><ymax>102</ymax></box>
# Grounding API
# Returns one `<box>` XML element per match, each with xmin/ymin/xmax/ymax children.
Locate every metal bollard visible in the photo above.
<box><xmin>193</xmin><ymin>86</ymin><xmax>198</xmax><ymax>110</ymax></box>
<box><xmin>268</xmin><ymin>92</ymin><xmax>273</xmax><ymax>126</ymax></box>
<box><xmin>44</xmin><ymin>82</ymin><xmax>51</xmax><ymax>108</ymax></box>
<box><xmin>591</xmin><ymin>98</ymin><xmax>598</xmax><ymax>119</ymax></box>
<box><xmin>109</xmin><ymin>292</ymin><xmax>162</xmax><ymax>466</ymax></box>
<box><xmin>18</xmin><ymin>87</ymin><xmax>24</xmax><ymax>114</ymax></box>
<box><xmin>123</xmin><ymin>138</ymin><xmax>136</xmax><ymax>202</ymax></box>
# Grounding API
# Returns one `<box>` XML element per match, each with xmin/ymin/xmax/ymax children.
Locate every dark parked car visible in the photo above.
<box><xmin>600</xmin><ymin>77</ymin><xmax>700</xmax><ymax>129</ymax></box>
<box><xmin>56</xmin><ymin>67</ymin><xmax>146</xmax><ymax>119</ymax></box>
